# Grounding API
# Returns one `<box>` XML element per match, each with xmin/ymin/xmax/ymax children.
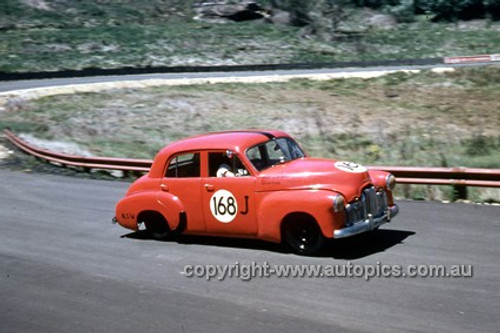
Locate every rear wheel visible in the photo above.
<box><xmin>139</xmin><ymin>212</ymin><xmax>171</xmax><ymax>240</ymax></box>
<box><xmin>283</xmin><ymin>215</ymin><xmax>326</xmax><ymax>255</ymax></box>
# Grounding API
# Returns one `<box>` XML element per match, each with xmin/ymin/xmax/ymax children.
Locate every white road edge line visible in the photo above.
<box><xmin>0</xmin><ymin>67</ymin><xmax>455</xmax><ymax>111</ymax></box>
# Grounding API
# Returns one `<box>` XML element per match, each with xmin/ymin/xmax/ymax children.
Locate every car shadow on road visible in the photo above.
<box><xmin>122</xmin><ymin>230</ymin><xmax>288</xmax><ymax>253</ymax></box>
<box><xmin>320</xmin><ymin>229</ymin><xmax>415</xmax><ymax>259</ymax></box>
<box><xmin>121</xmin><ymin>229</ymin><xmax>415</xmax><ymax>260</ymax></box>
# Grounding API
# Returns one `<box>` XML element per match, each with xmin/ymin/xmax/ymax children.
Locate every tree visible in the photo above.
<box><xmin>416</xmin><ymin>0</ymin><xmax>486</xmax><ymax>21</ymax></box>
<box><xmin>486</xmin><ymin>0</ymin><xmax>500</xmax><ymax>19</ymax></box>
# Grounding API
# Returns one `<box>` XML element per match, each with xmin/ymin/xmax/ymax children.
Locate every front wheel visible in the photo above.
<box><xmin>283</xmin><ymin>218</ymin><xmax>326</xmax><ymax>255</ymax></box>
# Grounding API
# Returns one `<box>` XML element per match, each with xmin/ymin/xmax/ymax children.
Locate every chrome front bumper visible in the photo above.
<box><xmin>333</xmin><ymin>204</ymin><xmax>399</xmax><ymax>239</ymax></box>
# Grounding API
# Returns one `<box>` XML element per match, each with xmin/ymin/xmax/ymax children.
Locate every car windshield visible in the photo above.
<box><xmin>246</xmin><ymin>137</ymin><xmax>305</xmax><ymax>171</ymax></box>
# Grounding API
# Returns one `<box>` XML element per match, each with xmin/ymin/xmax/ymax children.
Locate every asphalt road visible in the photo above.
<box><xmin>0</xmin><ymin>169</ymin><xmax>499</xmax><ymax>332</ymax></box>
<box><xmin>0</xmin><ymin>63</ymin><xmax>494</xmax><ymax>92</ymax></box>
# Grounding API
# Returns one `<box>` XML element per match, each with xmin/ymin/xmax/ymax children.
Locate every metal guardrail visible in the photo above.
<box><xmin>4</xmin><ymin>129</ymin><xmax>500</xmax><ymax>198</ymax></box>
<box><xmin>4</xmin><ymin>129</ymin><xmax>151</xmax><ymax>173</ymax></box>
<box><xmin>366</xmin><ymin>166</ymin><xmax>500</xmax><ymax>187</ymax></box>
<box><xmin>444</xmin><ymin>54</ymin><xmax>500</xmax><ymax>64</ymax></box>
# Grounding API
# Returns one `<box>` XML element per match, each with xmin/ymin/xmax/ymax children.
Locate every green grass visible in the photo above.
<box><xmin>0</xmin><ymin>0</ymin><xmax>183</xmax><ymax>28</ymax></box>
<box><xmin>0</xmin><ymin>22</ymin><xmax>303</xmax><ymax>72</ymax></box>
<box><xmin>1</xmin><ymin>1</ymin><xmax>500</xmax><ymax>73</ymax></box>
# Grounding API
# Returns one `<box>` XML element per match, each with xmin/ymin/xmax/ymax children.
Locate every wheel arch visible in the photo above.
<box><xmin>137</xmin><ymin>210</ymin><xmax>168</xmax><ymax>225</ymax></box>
<box><xmin>257</xmin><ymin>190</ymin><xmax>340</xmax><ymax>243</ymax></box>
<box><xmin>137</xmin><ymin>209</ymin><xmax>187</xmax><ymax>235</ymax></box>
<box><xmin>280</xmin><ymin>211</ymin><xmax>318</xmax><ymax>242</ymax></box>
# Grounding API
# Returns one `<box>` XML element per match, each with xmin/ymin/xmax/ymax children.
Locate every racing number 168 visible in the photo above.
<box><xmin>212</xmin><ymin>196</ymin><xmax>236</xmax><ymax>216</ymax></box>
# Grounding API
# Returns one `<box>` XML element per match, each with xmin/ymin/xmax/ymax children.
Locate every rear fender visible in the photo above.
<box><xmin>156</xmin><ymin>191</ymin><xmax>185</xmax><ymax>230</ymax></box>
<box><xmin>115</xmin><ymin>191</ymin><xmax>185</xmax><ymax>231</ymax></box>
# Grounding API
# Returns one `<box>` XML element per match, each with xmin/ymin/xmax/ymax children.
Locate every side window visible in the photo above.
<box><xmin>208</xmin><ymin>152</ymin><xmax>249</xmax><ymax>177</ymax></box>
<box><xmin>166</xmin><ymin>152</ymin><xmax>200</xmax><ymax>178</ymax></box>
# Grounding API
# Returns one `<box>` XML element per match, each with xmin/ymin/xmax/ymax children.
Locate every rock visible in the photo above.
<box><xmin>46</xmin><ymin>44</ymin><xmax>73</xmax><ymax>52</ymax></box>
<box><xmin>0</xmin><ymin>144</ymin><xmax>14</xmax><ymax>162</ymax></box>
<box><xmin>269</xmin><ymin>9</ymin><xmax>311</xmax><ymax>27</ymax></box>
<box><xmin>20</xmin><ymin>0</ymin><xmax>51</xmax><ymax>11</ymax></box>
<box><xmin>270</xmin><ymin>10</ymin><xmax>292</xmax><ymax>25</ymax></box>
<box><xmin>367</xmin><ymin>14</ymin><xmax>397</xmax><ymax>30</ymax></box>
<box><xmin>290</xmin><ymin>9</ymin><xmax>313</xmax><ymax>27</ymax></box>
<box><xmin>77</xmin><ymin>42</ymin><xmax>119</xmax><ymax>53</ymax></box>
<box><xmin>77</xmin><ymin>42</ymin><xmax>102</xmax><ymax>53</ymax></box>
<box><xmin>193</xmin><ymin>2</ymin><xmax>312</xmax><ymax>27</ymax></box>
<box><xmin>194</xmin><ymin>2</ymin><xmax>264</xmax><ymax>22</ymax></box>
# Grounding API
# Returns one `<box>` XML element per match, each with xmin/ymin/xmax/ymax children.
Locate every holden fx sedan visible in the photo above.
<box><xmin>114</xmin><ymin>130</ymin><xmax>399</xmax><ymax>255</ymax></box>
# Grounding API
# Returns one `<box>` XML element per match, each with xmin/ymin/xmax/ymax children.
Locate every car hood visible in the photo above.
<box><xmin>256</xmin><ymin>158</ymin><xmax>373</xmax><ymax>201</ymax></box>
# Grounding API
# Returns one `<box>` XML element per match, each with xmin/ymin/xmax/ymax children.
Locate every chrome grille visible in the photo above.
<box><xmin>345</xmin><ymin>186</ymin><xmax>388</xmax><ymax>226</ymax></box>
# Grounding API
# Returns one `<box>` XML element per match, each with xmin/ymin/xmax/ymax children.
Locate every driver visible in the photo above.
<box><xmin>217</xmin><ymin>163</ymin><xmax>235</xmax><ymax>177</ymax></box>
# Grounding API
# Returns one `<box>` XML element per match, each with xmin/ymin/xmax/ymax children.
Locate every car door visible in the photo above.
<box><xmin>202</xmin><ymin>151</ymin><xmax>257</xmax><ymax>236</ymax></box>
<box><xmin>158</xmin><ymin>151</ymin><xmax>205</xmax><ymax>233</ymax></box>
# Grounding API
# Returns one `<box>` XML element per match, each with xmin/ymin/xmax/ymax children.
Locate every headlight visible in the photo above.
<box><xmin>386</xmin><ymin>174</ymin><xmax>396</xmax><ymax>191</ymax></box>
<box><xmin>333</xmin><ymin>195</ymin><xmax>345</xmax><ymax>212</ymax></box>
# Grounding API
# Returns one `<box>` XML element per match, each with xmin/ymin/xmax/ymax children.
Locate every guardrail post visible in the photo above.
<box><xmin>453</xmin><ymin>184</ymin><xmax>468</xmax><ymax>201</ymax></box>
<box><xmin>403</xmin><ymin>184</ymin><xmax>411</xmax><ymax>199</ymax></box>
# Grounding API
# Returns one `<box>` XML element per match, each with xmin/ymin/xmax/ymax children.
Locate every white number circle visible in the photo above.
<box><xmin>210</xmin><ymin>189</ymin><xmax>238</xmax><ymax>223</ymax></box>
<box><xmin>335</xmin><ymin>161</ymin><xmax>367</xmax><ymax>173</ymax></box>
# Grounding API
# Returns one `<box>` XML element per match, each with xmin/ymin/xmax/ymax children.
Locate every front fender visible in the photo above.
<box><xmin>256</xmin><ymin>190</ymin><xmax>345</xmax><ymax>243</ymax></box>
<box><xmin>368</xmin><ymin>170</ymin><xmax>395</xmax><ymax>205</ymax></box>
<box><xmin>368</xmin><ymin>170</ymin><xmax>389</xmax><ymax>189</ymax></box>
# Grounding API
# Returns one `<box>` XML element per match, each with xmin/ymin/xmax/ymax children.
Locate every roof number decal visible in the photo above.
<box><xmin>335</xmin><ymin>161</ymin><xmax>367</xmax><ymax>173</ymax></box>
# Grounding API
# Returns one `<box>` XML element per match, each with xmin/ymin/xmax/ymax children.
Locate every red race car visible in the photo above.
<box><xmin>114</xmin><ymin>130</ymin><xmax>399</xmax><ymax>254</ymax></box>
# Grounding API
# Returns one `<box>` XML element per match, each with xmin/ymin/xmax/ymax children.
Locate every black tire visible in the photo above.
<box><xmin>139</xmin><ymin>212</ymin><xmax>171</xmax><ymax>240</ymax></box>
<box><xmin>283</xmin><ymin>217</ymin><xmax>326</xmax><ymax>255</ymax></box>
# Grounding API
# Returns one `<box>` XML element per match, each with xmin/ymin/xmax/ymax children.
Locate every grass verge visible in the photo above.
<box><xmin>1</xmin><ymin>66</ymin><xmax>499</xmax><ymax>202</ymax></box>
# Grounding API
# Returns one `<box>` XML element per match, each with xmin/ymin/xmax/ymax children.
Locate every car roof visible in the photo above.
<box><xmin>158</xmin><ymin>130</ymin><xmax>291</xmax><ymax>155</ymax></box>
